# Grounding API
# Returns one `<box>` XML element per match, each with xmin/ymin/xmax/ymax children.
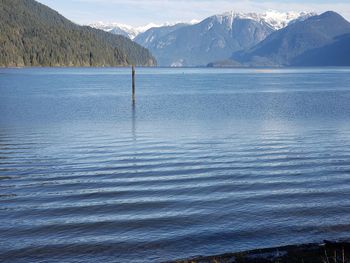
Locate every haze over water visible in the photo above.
<box><xmin>1</xmin><ymin>68</ymin><xmax>350</xmax><ymax>262</ymax></box>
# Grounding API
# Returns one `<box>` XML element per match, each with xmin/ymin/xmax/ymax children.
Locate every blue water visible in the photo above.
<box><xmin>1</xmin><ymin>67</ymin><xmax>350</xmax><ymax>262</ymax></box>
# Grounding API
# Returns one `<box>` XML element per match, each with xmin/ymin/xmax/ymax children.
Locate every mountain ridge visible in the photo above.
<box><xmin>91</xmin><ymin>11</ymin><xmax>315</xmax><ymax>38</ymax></box>
<box><xmin>91</xmin><ymin>10</ymin><xmax>316</xmax><ymax>67</ymax></box>
<box><xmin>209</xmin><ymin>10</ymin><xmax>316</xmax><ymax>30</ymax></box>
<box><xmin>90</xmin><ymin>21</ymin><xmax>199</xmax><ymax>40</ymax></box>
<box><xmin>135</xmin><ymin>11</ymin><xmax>315</xmax><ymax>66</ymax></box>
<box><xmin>222</xmin><ymin>11</ymin><xmax>350</xmax><ymax>67</ymax></box>
<box><xmin>89</xmin><ymin>22</ymin><xmax>176</xmax><ymax>39</ymax></box>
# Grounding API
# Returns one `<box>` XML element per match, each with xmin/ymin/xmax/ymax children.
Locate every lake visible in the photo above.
<box><xmin>1</xmin><ymin>67</ymin><xmax>350</xmax><ymax>262</ymax></box>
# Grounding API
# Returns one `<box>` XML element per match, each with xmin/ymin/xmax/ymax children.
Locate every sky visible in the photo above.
<box><xmin>37</xmin><ymin>0</ymin><xmax>350</xmax><ymax>26</ymax></box>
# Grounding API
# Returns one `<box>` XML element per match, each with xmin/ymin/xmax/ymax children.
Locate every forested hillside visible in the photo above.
<box><xmin>0</xmin><ymin>0</ymin><xmax>156</xmax><ymax>67</ymax></box>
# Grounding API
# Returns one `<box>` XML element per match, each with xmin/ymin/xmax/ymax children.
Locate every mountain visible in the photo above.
<box><xmin>134</xmin><ymin>23</ymin><xmax>188</xmax><ymax>48</ymax></box>
<box><xmin>89</xmin><ymin>22</ymin><xmax>166</xmax><ymax>40</ymax></box>
<box><xmin>134</xmin><ymin>11</ymin><xmax>315</xmax><ymax>67</ymax></box>
<box><xmin>89</xmin><ymin>22</ymin><xmax>140</xmax><ymax>39</ymax></box>
<box><xmin>0</xmin><ymin>0</ymin><xmax>156</xmax><ymax>67</ymax></box>
<box><xmin>252</xmin><ymin>10</ymin><xmax>316</xmax><ymax>30</ymax></box>
<box><xmin>225</xmin><ymin>11</ymin><xmax>350</xmax><ymax>67</ymax></box>
<box><xmin>292</xmin><ymin>34</ymin><xmax>350</xmax><ymax>66</ymax></box>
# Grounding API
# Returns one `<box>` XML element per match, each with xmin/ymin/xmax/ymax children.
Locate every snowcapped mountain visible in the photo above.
<box><xmin>258</xmin><ymin>10</ymin><xmax>316</xmax><ymax>29</ymax></box>
<box><xmin>89</xmin><ymin>22</ymin><xmax>188</xmax><ymax>39</ymax></box>
<box><xmin>90</xmin><ymin>11</ymin><xmax>314</xmax><ymax>39</ymax></box>
<box><xmin>89</xmin><ymin>22</ymin><xmax>167</xmax><ymax>39</ymax></box>
<box><xmin>213</xmin><ymin>11</ymin><xmax>316</xmax><ymax>31</ymax></box>
<box><xmin>223</xmin><ymin>11</ymin><xmax>350</xmax><ymax>67</ymax></box>
<box><xmin>134</xmin><ymin>10</ymin><xmax>316</xmax><ymax>66</ymax></box>
<box><xmin>89</xmin><ymin>10</ymin><xmax>316</xmax><ymax>66</ymax></box>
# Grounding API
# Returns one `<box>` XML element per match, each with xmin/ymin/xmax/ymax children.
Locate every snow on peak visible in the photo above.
<box><xmin>89</xmin><ymin>22</ymin><xmax>181</xmax><ymax>39</ymax></box>
<box><xmin>90</xmin><ymin>11</ymin><xmax>317</xmax><ymax>39</ymax></box>
<box><xmin>89</xmin><ymin>19</ymin><xmax>201</xmax><ymax>39</ymax></box>
<box><xmin>189</xmin><ymin>19</ymin><xmax>200</xmax><ymax>25</ymax></box>
<box><xmin>213</xmin><ymin>10</ymin><xmax>317</xmax><ymax>30</ymax></box>
<box><xmin>260</xmin><ymin>10</ymin><xmax>317</xmax><ymax>29</ymax></box>
<box><xmin>136</xmin><ymin>23</ymin><xmax>166</xmax><ymax>33</ymax></box>
<box><xmin>89</xmin><ymin>22</ymin><xmax>139</xmax><ymax>39</ymax></box>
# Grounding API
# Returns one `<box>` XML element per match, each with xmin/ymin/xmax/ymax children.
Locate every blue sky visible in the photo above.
<box><xmin>37</xmin><ymin>0</ymin><xmax>350</xmax><ymax>26</ymax></box>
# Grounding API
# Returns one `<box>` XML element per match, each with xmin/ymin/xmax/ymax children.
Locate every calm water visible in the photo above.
<box><xmin>2</xmin><ymin>68</ymin><xmax>350</xmax><ymax>262</ymax></box>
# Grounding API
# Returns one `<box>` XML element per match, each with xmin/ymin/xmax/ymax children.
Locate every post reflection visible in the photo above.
<box><xmin>132</xmin><ymin>99</ymin><xmax>136</xmax><ymax>142</ymax></box>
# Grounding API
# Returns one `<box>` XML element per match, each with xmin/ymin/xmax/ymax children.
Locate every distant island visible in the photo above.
<box><xmin>0</xmin><ymin>0</ymin><xmax>156</xmax><ymax>67</ymax></box>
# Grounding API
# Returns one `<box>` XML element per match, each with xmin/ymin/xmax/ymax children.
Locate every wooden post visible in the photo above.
<box><xmin>132</xmin><ymin>65</ymin><xmax>135</xmax><ymax>101</ymax></box>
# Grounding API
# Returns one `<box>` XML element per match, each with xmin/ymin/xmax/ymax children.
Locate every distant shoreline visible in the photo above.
<box><xmin>0</xmin><ymin>65</ymin><xmax>155</xmax><ymax>69</ymax></box>
<box><xmin>2</xmin><ymin>66</ymin><xmax>350</xmax><ymax>70</ymax></box>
